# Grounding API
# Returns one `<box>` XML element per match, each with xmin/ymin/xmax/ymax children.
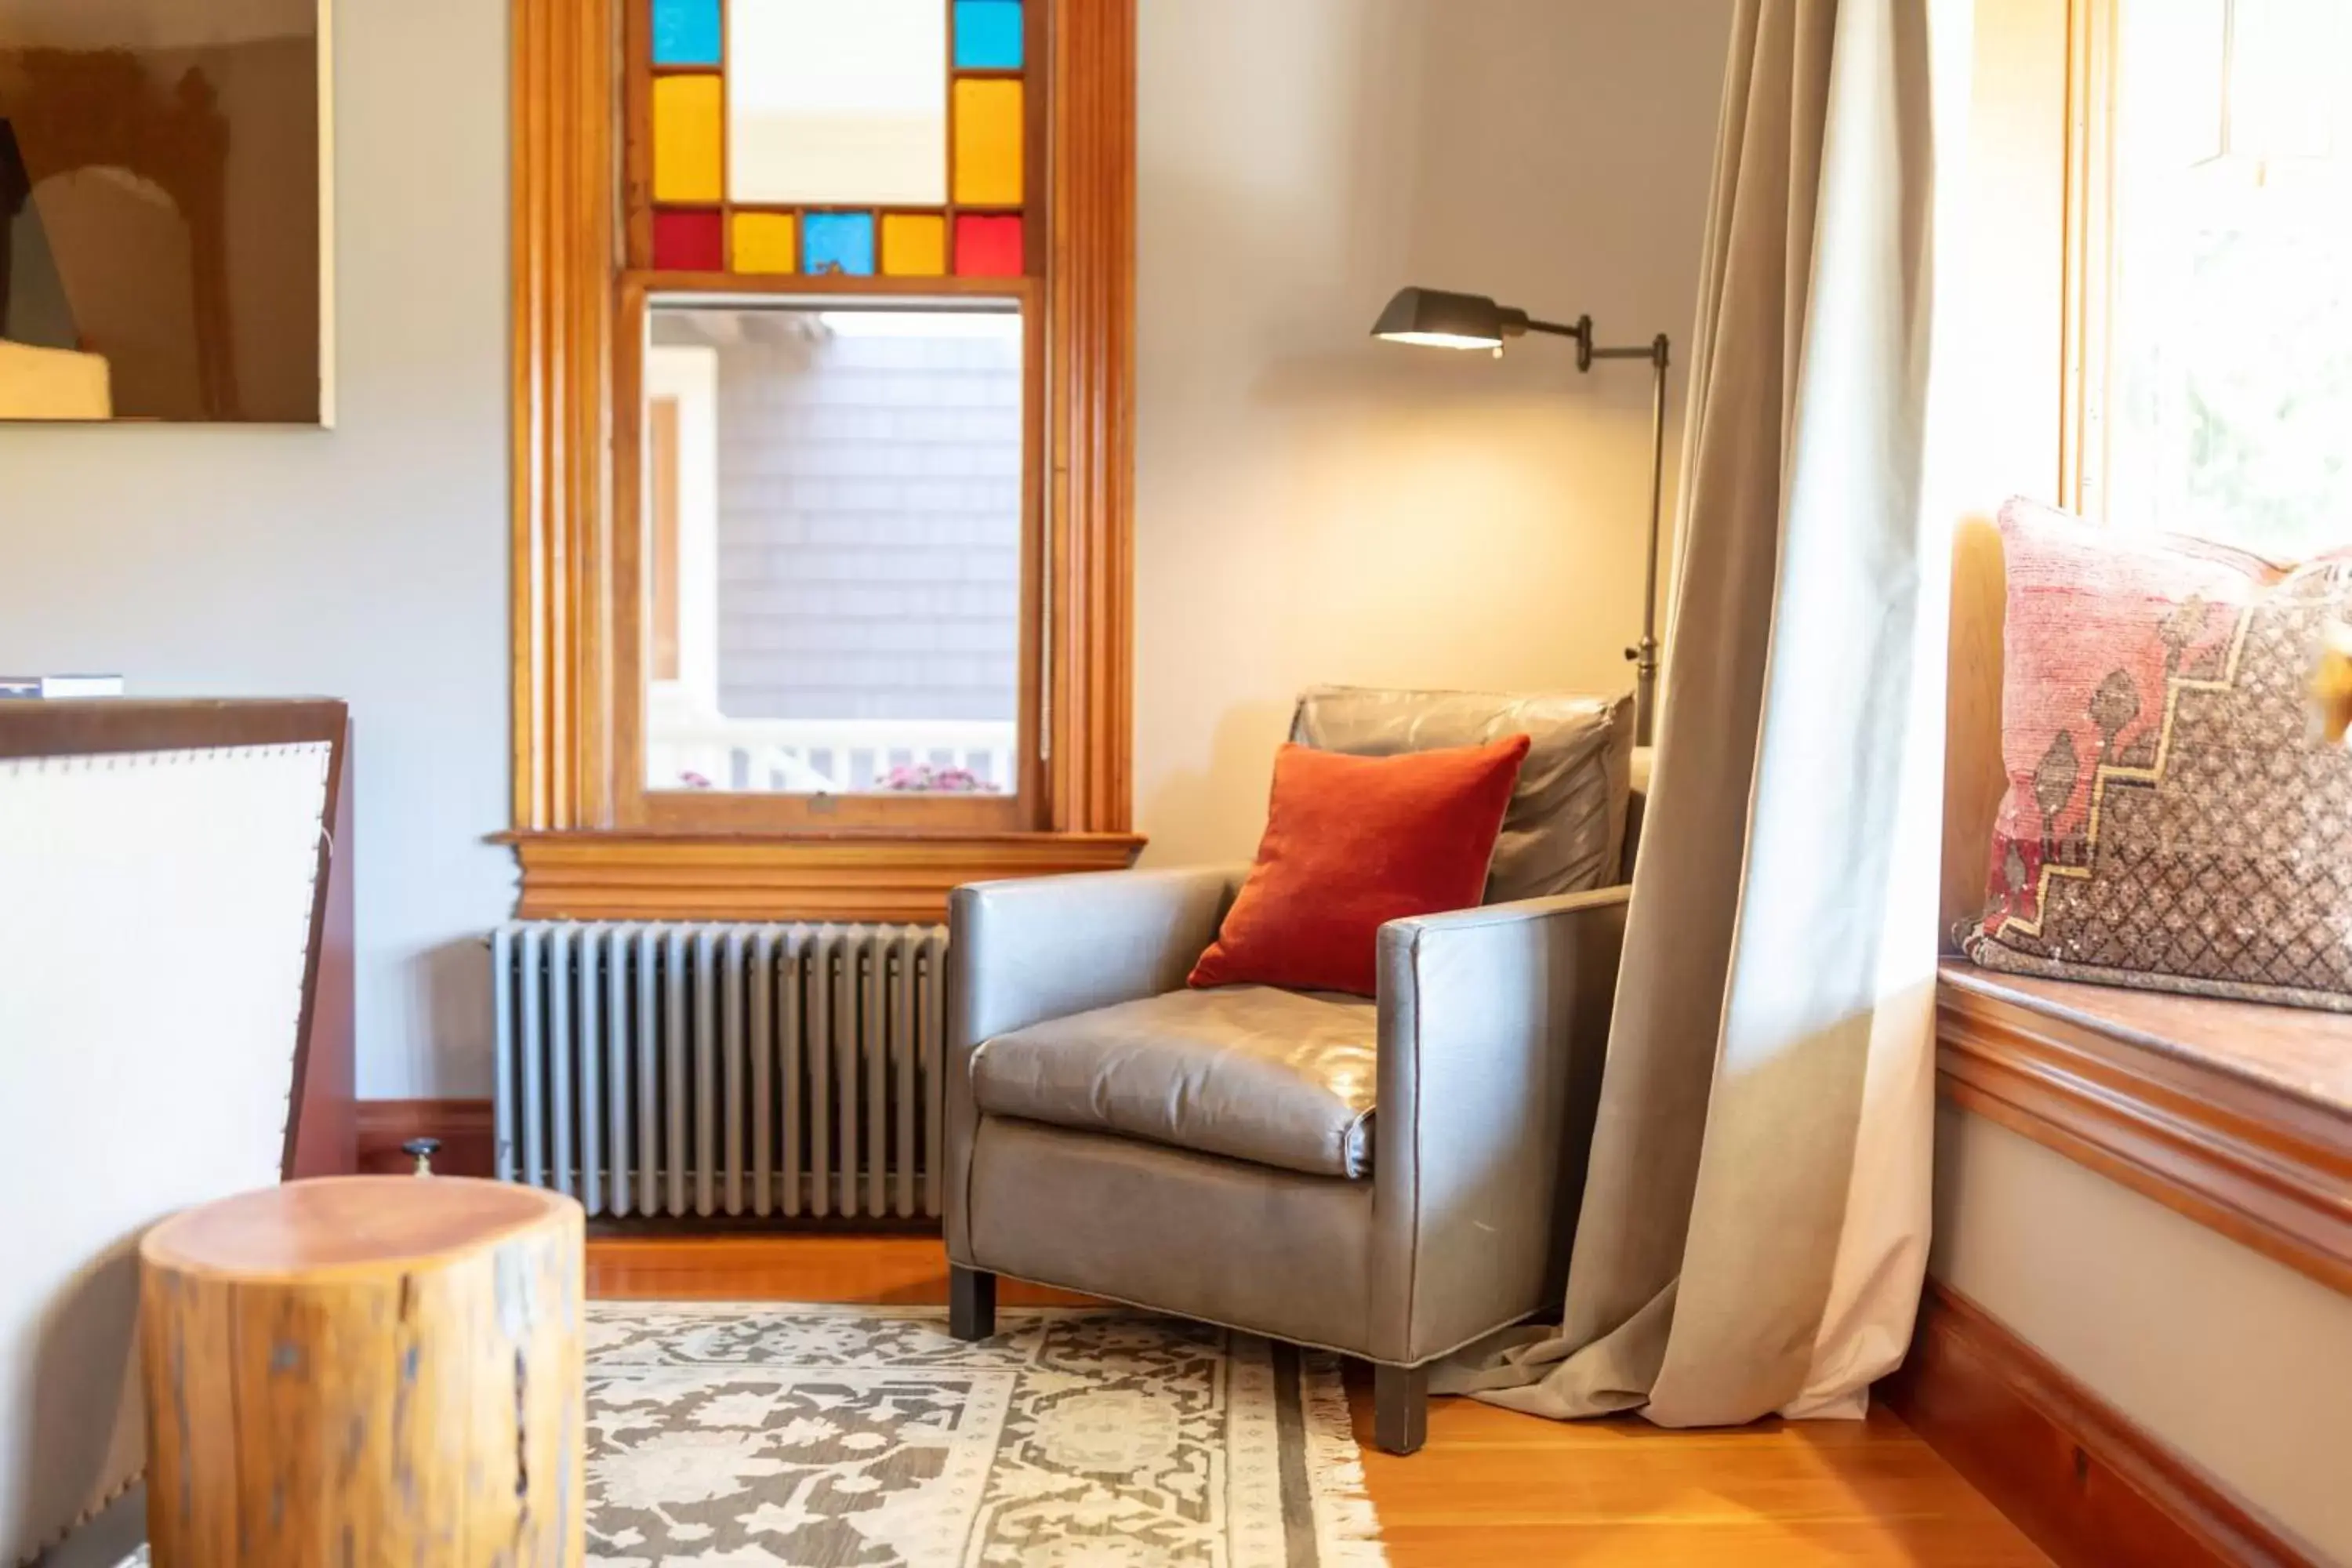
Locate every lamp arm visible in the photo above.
<box><xmin>1525</xmin><ymin>314</ymin><xmax>1594</xmax><ymax>371</ymax></box>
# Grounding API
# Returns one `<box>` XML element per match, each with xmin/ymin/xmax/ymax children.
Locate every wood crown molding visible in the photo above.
<box><xmin>1880</xmin><ymin>1279</ymin><xmax>2313</xmax><ymax>1568</ymax></box>
<box><xmin>504</xmin><ymin>831</ymin><xmax>1145</xmax><ymax>924</ymax></box>
<box><xmin>1936</xmin><ymin>963</ymin><xmax>2352</xmax><ymax>1298</ymax></box>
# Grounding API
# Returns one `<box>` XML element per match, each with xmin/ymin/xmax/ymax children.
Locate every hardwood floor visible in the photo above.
<box><xmin>585</xmin><ymin>1234</ymin><xmax>2049</xmax><ymax>1566</ymax></box>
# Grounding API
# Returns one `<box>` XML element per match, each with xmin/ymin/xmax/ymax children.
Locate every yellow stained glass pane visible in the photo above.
<box><xmin>880</xmin><ymin>214</ymin><xmax>947</xmax><ymax>276</ymax></box>
<box><xmin>953</xmin><ymin>79</ymin><xmax>1023</xmax><ymax>207</ymax></box>
<box><xmin>733</xmin><ymin>213</ymin><xmax>799</xmax><ymax>274</ymax></box>
<box><xmin>653</xmin><ymin>75</ymin><xmax>724</xmax><ymax>203</ymax></box>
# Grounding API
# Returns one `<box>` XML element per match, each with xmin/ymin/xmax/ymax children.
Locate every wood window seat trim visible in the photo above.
<box><xmin>1936</xmin><ymin>959</ymin><xmax>2352</xmax><ymax>1298</ymax></box>
<box><xmin>501</xmin><ymin>829</ymin><xmax>1147</xmax><ymax>924</ymax></box>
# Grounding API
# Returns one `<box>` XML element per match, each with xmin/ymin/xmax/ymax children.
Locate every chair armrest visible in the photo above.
<box><xmin>944</xmin><ymin>866</ymin><xmax>1243</xmax><ymax>1258</ymax></box>
<box><xmin>949</xmin><ymin>866</ymin><xmax>1243</xmax><ymax>1044</ymax></box>
<box><xmin>1369</xmin><ymin>886</ymin><xmax>1630</xmax><ymax>1364</ymax></box>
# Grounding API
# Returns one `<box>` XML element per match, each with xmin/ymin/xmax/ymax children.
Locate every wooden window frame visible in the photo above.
<box><xmin>506</xmin><ymin>0</ymin><xmax>1142</xmax><ymax>922</ymax></box>
<box><xmin>2056</xmin><ymin>0</ymin><xmax>2117</xmax><ymax>519</ymax></box>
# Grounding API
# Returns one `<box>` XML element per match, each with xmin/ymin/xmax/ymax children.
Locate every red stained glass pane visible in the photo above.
<box><xmin>652</xmin><ymin>209</ymin><xmax>725</xmax><ymax>271</ymax></box>
<box><xmin>953</xmin><ymin>214</ymin><xmax>1024</xmax><ymax>278</ymax></box>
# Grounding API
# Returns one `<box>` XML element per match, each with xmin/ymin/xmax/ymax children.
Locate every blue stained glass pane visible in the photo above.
<box><xmin>953</xmin><ymin>0</ymin><xmax>1024</xmax><ymax>69</ymax></box>
<box><xmin>803</xmin><ymin>212</ymin><xmax>877</xmax><ymax>276</ymax></box>
<box><xmin>652</xmin><ymin>0</ymin><xmax>721</xmax><ymax>65</ymax></box>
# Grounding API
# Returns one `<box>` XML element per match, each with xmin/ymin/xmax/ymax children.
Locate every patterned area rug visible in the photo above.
<box><xmin>586</xmin><ymin>1303</ymin><xmax>1385</xmax><ymax>1567</ymax></box>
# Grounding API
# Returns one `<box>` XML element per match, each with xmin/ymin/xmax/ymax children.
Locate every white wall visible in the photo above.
<box><xmin>1133</xmin><ymin>0</ymin><xmax>1733</xmax><ymax>863</ymax></box>
<box><xmin>0</xmin><ymin>0</ymin><xmax>510</xmax><ymax>1098</ymax></box>
<box><xmin>1934</xmin><ymin>1106</ymin><xmax>2352</xmax><ymax>1561</ymax></box>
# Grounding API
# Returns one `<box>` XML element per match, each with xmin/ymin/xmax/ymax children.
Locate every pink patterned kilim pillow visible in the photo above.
<box><xmin>1961</xmin><ymin>499</ymin><xmax>2352</xmax><ymax>1009</ymax></box>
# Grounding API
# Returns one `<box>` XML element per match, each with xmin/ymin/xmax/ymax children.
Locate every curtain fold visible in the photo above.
<box><xmin>1456</xmin><ymin>0</ymin><xmax>1950</xmax><ymax>1427</ymax></box>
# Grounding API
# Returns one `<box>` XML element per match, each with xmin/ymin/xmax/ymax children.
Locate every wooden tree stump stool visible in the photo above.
<box><xmin>138</xmin><ymin>1176</ymin><xmax>585</xmax><ymax>1567</ymax></box>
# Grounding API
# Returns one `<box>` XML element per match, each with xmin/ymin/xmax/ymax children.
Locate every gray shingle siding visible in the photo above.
<box><xmin>712</xmin><ymin>326</ymin><xmax>1022</xmax><ymax>722</ymax></box>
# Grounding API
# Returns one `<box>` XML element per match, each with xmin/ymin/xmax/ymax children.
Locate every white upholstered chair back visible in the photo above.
<box><xmin>0</xmin><ymin>726</ymin><xmax>335</xmax><ymax>1563</ymax></box>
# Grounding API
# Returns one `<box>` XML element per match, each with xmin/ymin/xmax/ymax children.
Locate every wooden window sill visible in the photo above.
<box><xmin>1936</xmin><ymin>959</ymin><xmax>2352</xmax><ymax>1296</ymax></box>
<box><xmin>502</xmin><ymin>829</ymin><xmax>1146</xmax><ymax>924</ymax></box>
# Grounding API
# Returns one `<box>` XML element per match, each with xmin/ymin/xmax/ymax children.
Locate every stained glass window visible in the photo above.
<box><xmin>641</xmin><ymin>0</ymin><xmax>1029</xmax><ymax>278</ymax></box>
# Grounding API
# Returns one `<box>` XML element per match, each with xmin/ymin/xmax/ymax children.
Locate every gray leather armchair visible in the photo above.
<box><xmin>945</xmin><ymin>692</ymin><xmax>1639</xmax><ymax>1455</ymax></box>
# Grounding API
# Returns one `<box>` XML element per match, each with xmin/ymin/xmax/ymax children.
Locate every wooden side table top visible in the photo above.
<box><xmin>141</xmin><ymin>1175</ymin><xmax>576</xmax><ymax>1279</ymax></box>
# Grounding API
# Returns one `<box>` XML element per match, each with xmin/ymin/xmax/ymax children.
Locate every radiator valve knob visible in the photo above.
<box><xmin>401</xmin><ymin>1138</ymin><xmax>441</xmax><ymax>1177</ymax></box>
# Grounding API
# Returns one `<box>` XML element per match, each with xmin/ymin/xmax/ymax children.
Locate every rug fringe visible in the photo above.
<box><xmin>1302</xmin><ymin>1352</ymin><xmax>1389</xmax><ymax>1565</ymax></box>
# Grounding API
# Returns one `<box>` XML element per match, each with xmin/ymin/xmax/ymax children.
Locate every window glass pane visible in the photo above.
<box><xmin>802</xmin><ymin>212</ymin><xmax>878</xmax><ymax>276</ymax></box>
<box><xmin>652</xmin><ymin>209</ymin><xmax>724</xmax><ymax>271</ymax></box>
<box><xmin>652</xmin><ymin>75</ymin><xmax>724</xmax><ymax>203</ymax></box>
<box><xmin>881</xmin><ymin>213</ymin><xmax>949</xmax><ymax>277</ymax></box>
<box><xmin>953</xmin><ymin>0</ymin><xmax>1025</xmax><ymax>70</ymax></box>
<box><xmin>731</xmin><ymin>212</ymin><xmax>798</xmax><ymax>275</ymax></box>
<box><xmin>643</xmin><ymin>303</ymin><xmax>1025</xmax><ymax>797</ymax></box>
<box><xmin>2104</xmin><ymin>0</ymin><xmax>2352</xmax><ymax>555</ymax></box>
<box><xmin>953</xmin><ymin>214</ymin><xmax>1024</xmax><ymax>278</ymax></box>
<box><xmin>652</xmin><ymin>0</ymin><xmax>723</xmax><ymax>66</ymax></box>
<box><xmin>728</xmin><ymin>0</ymin><xmax>949</xmax><ymax>206</ymax></box>
<box><xmin>951</xmin><ymin>79</ymin><xmax>1024</xmax><ymax>206</ymax></box>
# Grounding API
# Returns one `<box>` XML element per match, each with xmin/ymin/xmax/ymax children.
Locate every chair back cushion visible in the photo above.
<box><xmin>1190</xmin><ymin>735</ymin><xmax>1530</xmax><ymax>996</ymax></box>
<box><xmin>1290</xmin><ymin>685</ymin><xmax>1635</xmax><ymax>901</ymax></box>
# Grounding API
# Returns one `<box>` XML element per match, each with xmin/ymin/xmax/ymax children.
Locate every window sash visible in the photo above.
<box><xmin>2061</xmin><ymin>0</ymin><xmax>2352</xmax><ymax>550</ymax></box>
<box><xmin>610</xmin><ymin>274</ymin><xmax>1046</xmax><ymax>834</ymax></box>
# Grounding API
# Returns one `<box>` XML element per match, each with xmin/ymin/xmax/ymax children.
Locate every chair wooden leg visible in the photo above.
<box><xmin>1374</xmin><ymin>1363</ymin><xmax>1428</xmax><ymax>1456</ymax></box>
<box><xmin>949</xmin><ymin>1265</ymin><xmax>997</xmax><ymax>1341</ymax></box>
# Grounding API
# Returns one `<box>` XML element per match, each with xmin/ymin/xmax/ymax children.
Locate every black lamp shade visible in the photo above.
<box><xmin>1370</xmin><ymin>287</ymin><xmax>1527</xmax><ymax>350</ymax></box>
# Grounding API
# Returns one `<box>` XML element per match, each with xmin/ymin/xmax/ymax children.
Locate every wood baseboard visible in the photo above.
<box><xmin>351</xmin><ymin>1102</ymin><xmax>943</xmax><ymax>1236</ymax></box>
<box><xmin>354</xmin><ymin>1098</ymin><xmax>494</xmax><ymax>1178</ymax></box>
<box><xmin>1881</xmin><ymin>1279</ymin><xmax>2312</xmax><ymax>1567</ymax></box>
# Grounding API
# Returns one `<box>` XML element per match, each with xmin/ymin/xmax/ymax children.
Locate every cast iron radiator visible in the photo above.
<box><xmin>492</xmin><ymin>923</ymin><xmax>950</xmax><ymax>1221</ymax></box>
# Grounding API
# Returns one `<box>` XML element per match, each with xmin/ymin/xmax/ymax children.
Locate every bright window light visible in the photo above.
<box><xmin>817</xmin><ymin>310</ymin><xmax>1020</xmax><ymax>339</ymax></box>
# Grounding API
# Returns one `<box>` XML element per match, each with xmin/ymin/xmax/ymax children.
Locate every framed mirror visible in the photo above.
<box><xmin>0</xmin><ymin>0</ymin><xmax>332</xmax><ymax>424</ymax></box>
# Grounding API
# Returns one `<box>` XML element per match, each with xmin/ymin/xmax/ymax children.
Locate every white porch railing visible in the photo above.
<box><xmin>648</xmin><ymin>715</ymin><xmax>1018</xmax><ymax>795</ymax></box>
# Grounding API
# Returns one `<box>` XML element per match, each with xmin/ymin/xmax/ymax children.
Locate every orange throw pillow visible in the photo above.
<box><xmin>1189</xmin><ymin>735</ymin><xmax>1532</xmax><ymax>996</ymax></box>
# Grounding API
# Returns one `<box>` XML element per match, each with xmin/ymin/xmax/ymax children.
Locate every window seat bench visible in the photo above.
<box><xmin>1936</xmin><ymin>959</ymin><xmax>2352</xmax><ymax>1297</ymax></box>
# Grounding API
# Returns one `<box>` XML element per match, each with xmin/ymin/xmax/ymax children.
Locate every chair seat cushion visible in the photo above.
<box><xmin>971</xmin><ymin>986</ymin><xmax>1377</xmax><ymax>1178</ymax></box>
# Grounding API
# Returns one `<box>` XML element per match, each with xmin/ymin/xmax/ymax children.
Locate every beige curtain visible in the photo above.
<box><xmin>1460</xmin><ymin>0</ymin><xmax>1954</xmax><ymax>1425</ymax></box>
